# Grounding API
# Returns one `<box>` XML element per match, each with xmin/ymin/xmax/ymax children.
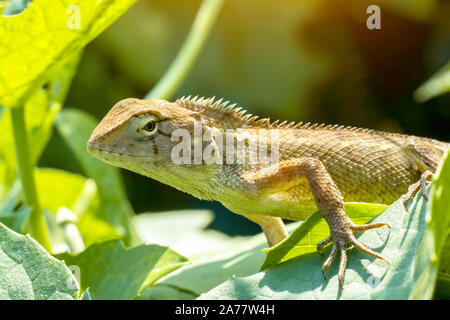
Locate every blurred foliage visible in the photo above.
<box><xmin>415</xmin><ymin>60</ymin><xmax>450</xmax><ymax>102</ymax></box>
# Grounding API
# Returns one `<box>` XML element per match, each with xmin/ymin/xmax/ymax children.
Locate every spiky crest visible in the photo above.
<box><xmin>174</xmin><ymin>96</ymin><xmax>409</xmax><ymax>138</ymax></box>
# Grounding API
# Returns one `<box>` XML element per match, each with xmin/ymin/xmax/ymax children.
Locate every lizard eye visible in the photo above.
<box><xmin>128</xmin><ymin>114</ymin><xmax>159</xmax><ymax>140</ymax></box>
<box><xmin>143</xmin><ymin>119</ymin><xmax>157</xmax><ymax>134</ymax></box>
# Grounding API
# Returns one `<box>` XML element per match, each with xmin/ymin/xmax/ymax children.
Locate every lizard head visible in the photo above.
<box><xmin>87</xmin><ymin>98</ymin><xmax>199</xmax><ymax>173</ymax></box>
<box><xmin>87</xmin><ymin>96</ymin><xmax>272</xmax><ymax>198</ymax></box>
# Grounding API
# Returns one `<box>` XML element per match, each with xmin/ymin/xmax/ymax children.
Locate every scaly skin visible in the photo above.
<box><xmin>87</xmin><ymin>96</ymin><xmax>449</xmax><ymax>287</ymax></box>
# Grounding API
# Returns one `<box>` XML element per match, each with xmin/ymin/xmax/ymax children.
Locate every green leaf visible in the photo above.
<box><xmin>35</xmin><ymin>169</ymin><xmax>87</xmax><ymax>214</ymax></box>
<box><xmin>261</xmin><ymin>203</ymin><xmax>388</xmax><ymax>270</ymax></box>
<box><xmin>0</xmin><ymin>89</ymin><xmax>53</xmax><ymax>189</ymax></box>
<box><xmin>436</xmin><ymin>234</ymin><xmax>450</xmax><ymax>299</ymax></box>
<box><xmin>137</xmin><ymin>284</ymin><xmax>197</xmax><ymax>300</ymax></box>
<box><xmin>0</xmin><ymin>50</ymin><xmax>79</xmax><ymax>194</ymax></box>
<box><xmin>135</xmin><ymin>210</ymin><xmax>247</xmax><ymax>258</ymax></box>
<box><xmin>160</xmin><ymin>232</ymin><xmax>269</xmax><ymax>297</ymax></box>
<box><xmin>57</xmin><ymin>240</ymin><xmax>187</xmax><ymax>300</ymax></box>
<box><xmin>199</xmin><ymin>182</ymin><xmax>445</xmax><ymax>299</ymax></box>
<box><xmin>55</xmin><ymin>108</ymin><xmax>139</xmax><ymax>246</ymax></box>
<box><xmin>0</xmin><ymin>179</ymin><xmax>21</xmax><ymax>217</ymax></box>
<box><xmin>0</xmin><ymin>0</ymin><xmax>138</xmax><ymax>108</ymax></box>
<box><xmin>0</xmin><ymin>222</ymin><xmax>79</xmax><ymax>299</ymax></box>
<box><xmin>429</xmin><ymin>150</ymin><xmax>450</xmax><ymax>261</ymax></box>
<box><xmin>34</xmin><ymin>168</ymin><xmax>119</xmax><ymax>251</ymax></box>
<box><xmin>416</xmin><ymin>149</ymin><xmax>450</xmax><ymax>299</ymax></box>
<box><xmin>0</xmin><ymin>207</ymin><xmax>31</xmax><ymax>233</ymax></box>
<box><xmin>152</xmin><ymin>211</ymin><xmax>301</xmax><ymax>296</ymax></box>
<box><xmin>414</xmin><ymin>60</ymin><xmax>450</xmax><ymax>103</ymax></box>
<box><xmin>0</xmin><ymin>180</ymin><xmax>30</xmax><ymax>233</ymax></box>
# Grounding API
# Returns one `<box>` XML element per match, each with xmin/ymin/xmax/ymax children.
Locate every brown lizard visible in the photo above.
<box><xmin>87</xmin><ymin>96</ymin><xmax>449</xmax><ymax>287</ymax></box>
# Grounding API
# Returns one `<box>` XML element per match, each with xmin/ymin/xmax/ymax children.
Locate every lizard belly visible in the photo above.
<box><xmin>220</xmin><ymin>178</ymin><xmax>319</xmax><ymax>221</ymax></box>
<box><xmin>220</xmin><ymin>161</ymin><xmax>419</xmax><ymax>222</ymax></box>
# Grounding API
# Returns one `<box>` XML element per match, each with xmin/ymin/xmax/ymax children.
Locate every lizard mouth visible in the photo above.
<box><xmin>87</xmin><ymin>144</ymin><xmax>171</xmax><ymax>170</ymax></box>
<box><xmin>87</xmin><ymin>145</ymin><xmax>152</xmax><ymax>159</ymax></box>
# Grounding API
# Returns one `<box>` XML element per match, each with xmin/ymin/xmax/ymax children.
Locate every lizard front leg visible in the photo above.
<box><xmin>243</xmin><ymin>158</ymin><xmax>389</xmax><ymax>287</ymax></box>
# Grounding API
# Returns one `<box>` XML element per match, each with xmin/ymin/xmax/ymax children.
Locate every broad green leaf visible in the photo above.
<box><xmin>34</xmin><ymin>168</ymin><xmax>119</xmax><ymax>251</ymax></box>
<box><xmin>157</xmin><ymin>218</ymin><xmax>300</xmax><ymax>297</ymax></box>
<box><xmin>0</xmin><ymin>0</ymin><xmax>138</xmax><ymax>108</ymax></box>
<box><xmin>57</xmin><ymin>240</ymin><xmax>187</xmax><ymax>300</ymax></box>
<box><xmin>0</xmin><ymin>222</ymin><xmax>79</xmax><ymax>299</ymax></box>
<box><xmin>413</xmin><ymin>149</ymin><xmax>450</xmax><ymax>299</ymax></box>
<box><xmin>429</xmin><ymin>150</ymin><xmax>450</xmax><ymax>262</ymax></box>
<box><xmin>159</xmin><ymin>232</ymin><xmax>269</xmax><ymax>297</ymax></box>
<box><xmin>414</xmin><ymin>60</ymin><xmax>450</xmax><ymax>103</ymax></box>
<box><xmin>135</xmin><ymin>209</ymin><xmax>283</xmax><ymax>298</ymax></box>
<box><xmin>438</xmin><ymin>235</ymin><xmax>450</xmax><ymax>276</ymax></box>
<box><xmin>199</xmin><ymin>186</ymin><xmax>441</xmax><ymax>300</ymax></box>
<box><xmin>261</xmin><ymin>203</ymin><xmax>388</xmax><ymax>270</ymax></box>
<box><xmin>55</xmin><ymin>109</ymin><xmax>139</xmax><ymax>246</ymax></box>
<box><xmin>135</xmin><ymin>210</ymin><xmax>247</xmax><ymax>257</ymax></box>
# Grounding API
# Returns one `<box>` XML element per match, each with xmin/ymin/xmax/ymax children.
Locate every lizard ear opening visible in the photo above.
<box><xmin>128</xmin><ymin>113</ymin><xmax>160</xmax><ymax>141</ymax></box>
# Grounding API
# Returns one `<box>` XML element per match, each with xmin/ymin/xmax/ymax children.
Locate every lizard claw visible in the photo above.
<box><xmin>319</xmin><ymin>221</ymin><xmax>389</xmax><ymax>288</ymax></box>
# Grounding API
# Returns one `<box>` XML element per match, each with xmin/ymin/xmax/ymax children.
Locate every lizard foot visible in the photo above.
<box><xmin>317</xmin><ymin>221</ymin><xmax>389</xmax><ymax>288</ymax></box>
<box><xmin>403</xmin><ymin>170</ymin><xmax>433</xmax><ymax>208</ymax></box>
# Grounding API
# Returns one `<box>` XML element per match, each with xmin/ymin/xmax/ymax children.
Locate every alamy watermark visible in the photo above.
<box><xmin>367</xmin><ymin>5</ymin><xmax>381</xmax><ymax>29</ymax></box>
<box><xmin>67</xmin><ymin>265</ymin><xmax>81</xmax><ymax>290</ymax></box>
<box><xmin>66</xmin><ymin>5</ymin><xmax>81</xmax><ymax>30</ymax></box>
<box><xmin>366</xmin><ymin>275</ymin><xmax>381</xmax><ymax>289</ymax></box>
<box><xmin>170</xmin><ymin>121</ymin><xmax>280</xmax><ymax>166</ymax></box>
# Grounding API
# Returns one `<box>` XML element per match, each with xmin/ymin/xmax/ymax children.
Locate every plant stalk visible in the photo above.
<box><xmin>10</xmin><ymin>106</ymin><xmax>52</xmax><ymax>251</ymax></box>
<box><xmin>145</xmin><ymin>0</ymin><xmax>224</xmax><ymax>100</ymax></box>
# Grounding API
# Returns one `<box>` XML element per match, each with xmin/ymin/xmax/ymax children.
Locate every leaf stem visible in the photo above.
<box><xmin>145</xmin><ymin>0</ymin><xmax>224</xmax><ymax>100</ymax></box>
<box><xmin>10</xmin><ymin>106</ymin><xmax>52</xmax><ymax>251</ymax></box>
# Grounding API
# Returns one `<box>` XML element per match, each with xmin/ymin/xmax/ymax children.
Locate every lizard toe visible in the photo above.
<box><xmin>319</xmin><ymin>221</ymin><xmax>388</xmax><ymax>286</ymax></box>
<box><xmin>348</xmin><ymin>235</ymin><xmax>389</xmax><ymax>264</ymax></box>
<box><xmin>322</xmin><ymin>243</ymin><xmax>338</xmax><ymax>279</ymax></box>
<box><xmin>338</xmin><ymin>242</ymin><xmax>347</xmax><ymax>288</ymax></box>
<box><xmin>317</xmin><ymin>236</ymin><xmax>332</xmax><ymax>256</ymax></box>
<box><xmin>351</xmin><ymin>222</ymin><xmax>390</xmax><ymax>232</ymax></box>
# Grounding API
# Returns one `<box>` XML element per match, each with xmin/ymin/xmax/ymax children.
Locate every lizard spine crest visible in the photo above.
<box><xmin>176</xmin><ymin>95</ymin><xmax>401</xmax><ymax>136</ymax></box>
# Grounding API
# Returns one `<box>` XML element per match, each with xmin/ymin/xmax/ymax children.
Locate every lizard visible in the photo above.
<box><xmin>87</xmin><ymin>96</ymin><xmax>449</xmax><ymax>287</ymax></box>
